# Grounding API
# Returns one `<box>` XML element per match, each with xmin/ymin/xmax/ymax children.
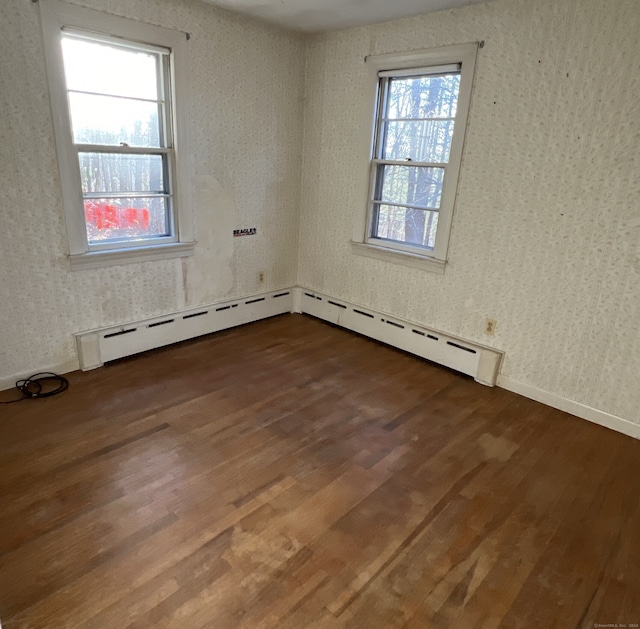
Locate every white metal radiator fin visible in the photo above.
<box><xmin>75</xmin><ymin>289</ymin><xmax>294</xmax><ymax>370</ymax></box>
<box><xmin>298</xmin><ymin>288</ymin><xmax>503</xmax><ymax>386</ymax></box>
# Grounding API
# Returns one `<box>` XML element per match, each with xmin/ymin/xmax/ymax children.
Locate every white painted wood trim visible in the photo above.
<box><xmin>358</xmin><ymin>42</ymin><xmax>479</xmax><ymax>262</ymax></box>
<box><xmin>69</xmin><ymin>241</ymin><xmax>194</xmax><ymax>270</ymax></box>
<box><xmin>350</xmin><ymin>241</ymin><xmax>446</xmax><ymax>274</ymax></box>
<box><xmin>0</xmin><ymin>359</ymin><xmax>79</xmax><ymax>393</ymax></box>
<box><xmin>497</xmin><ymin>375</ymin><xmax>640</xmax><ymax>440</ymax></box>
<box><xmin>39</xmin><ymin>0</ymin><xmax>193</xmax><ymax>259</ymax></box>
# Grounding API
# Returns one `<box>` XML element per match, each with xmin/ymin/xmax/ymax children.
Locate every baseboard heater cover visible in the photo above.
<box><xmin>298</xmin><ymin>288</ymin><xmax>503</xmax><ymax>386</ymax></box>
<box><xmin>69</xmin><ymin>285</ymin><xmax>639</xmax><ymax>439</ymax></box>
<box><xmin>75</xmin><ymin>289</ymin><xmax>294</xmax><ymax>370</ymax></box>
<box><xmin>75</xmin><ymin>286</ymin><xmax>502</xmax><ymax>386</ymax></box>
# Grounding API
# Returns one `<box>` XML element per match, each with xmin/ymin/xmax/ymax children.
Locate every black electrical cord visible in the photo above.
<box><xmin>0</xmin><ymin>372</ymin><xmax>69</xmax><ymax>404</ymax></box>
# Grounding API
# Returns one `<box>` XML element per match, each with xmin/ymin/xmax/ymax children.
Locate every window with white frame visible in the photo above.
<box><xmin>40</xmin><ymin>0</ymin><xmax>193</xmax><ymax>270</ymax></box>
<box><xmin>362</xmin><ymin>44</ymin><xmax>477</xmax><ymax>268</ymax></box>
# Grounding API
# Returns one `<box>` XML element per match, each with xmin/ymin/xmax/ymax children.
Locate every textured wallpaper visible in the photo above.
<box><xmin>298</xmin><ymin>0</ymin><xmax>640</xmax><ymax>424</ymax></box>
<box><xmin>2</xmin><ymin>0</ymin><xmax>639</xmax><ymax>428</ymax></box>
<box><xmin>0</xmin><ymin>0</ymin><xmax>304</xmax><ymax>386</ymax></box>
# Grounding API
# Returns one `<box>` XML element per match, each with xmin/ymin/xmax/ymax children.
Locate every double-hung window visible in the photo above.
<box><xmin>361</xmin><ymin>44</ymin><xmax>477</xmax><ymax>270</ymax></box>
<box><xmin>40</xmin><ymin>0</ymin><xmax>193</xmax><ymax>269</ymax></box>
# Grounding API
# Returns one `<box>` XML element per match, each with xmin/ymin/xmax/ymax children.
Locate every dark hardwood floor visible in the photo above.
<box><xmin>0</xmin><ymin>314</ymin><xmax>638</xmax><ymax>628</ymax></box>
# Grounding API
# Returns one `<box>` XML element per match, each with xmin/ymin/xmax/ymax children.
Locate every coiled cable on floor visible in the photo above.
<box><xmin>0</xmin><ymin>372</ymin><xmax>69</xmax><ymax>404</ymax></box>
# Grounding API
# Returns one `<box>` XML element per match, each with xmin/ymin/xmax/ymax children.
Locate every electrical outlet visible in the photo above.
<box><xmin>258</xmin><ymin>271</ymin><xmax>265</xmax><ymax>283</ymax></box>
<box><xmin>485</xmin><ymin>318</ymin><xmax>497</xmax><ymax>336</ymax></box>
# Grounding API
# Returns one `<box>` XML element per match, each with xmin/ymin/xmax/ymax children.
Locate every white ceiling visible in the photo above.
<box><xmin>200</xmin><ymin>0</ymin><xmax>491</xmax><ymax>33</ymax></box>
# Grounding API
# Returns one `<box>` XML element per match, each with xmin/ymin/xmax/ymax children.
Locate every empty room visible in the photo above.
<box><xmin>1</xmin><ymin>0</ymin><xmax>639</xmax><ymax>626</ymax></box>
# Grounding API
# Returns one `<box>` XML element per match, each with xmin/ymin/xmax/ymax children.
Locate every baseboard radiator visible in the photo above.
<box><xmin>75</xmin><ymin>286</ymin><xmax>502</xmax><ymax>387</ymax></box>
<box><xmin>75</xmin><ymin>289</ymin><xmax>294</xmax><ymax>370</ymax></box>
<box><xmin>69</xmin><ymin>287</ymin><xmax>639</xmax><ymax>438</ymax></box>
<box><xmin>298</xmin><ymin>288</ymin><xmax>503</xmax><ymax>387</ymax></box>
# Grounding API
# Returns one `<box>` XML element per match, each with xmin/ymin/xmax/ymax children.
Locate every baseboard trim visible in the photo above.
<box><xmin>296</xmin><ymin>287</ymin><xmax>639</xmax><ymax>441</ymax></box>
<box><xmin>3</xmin><ymin>285</ymin><xmax>638</xmax><ymax>441</ymax></box>
<box><xmin>497</xmin><ymin>375</ymin><xmax>640</xmax><ymax>440</ymax></box>
<box><xmin>0</xmin><ymin>359</ymin><xmax>79</xmax><ymax>394</ymax></box>
<box><xmin>1</xmin><ymin>288</ymin><xmax>295</xmax><ymax>391</ymax></box>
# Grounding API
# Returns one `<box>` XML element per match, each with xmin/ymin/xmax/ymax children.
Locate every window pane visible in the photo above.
<box><xmin>374</xmin><ymin>204</ymin><xmax>439</xmax><ymax>249</ymax></box>
<box><xmin>387</xmin><ymin>73</ymin><xmax>460</xmax><ymax>119</ymax></box>
<box><xmin>383</xmin><ymin>120</ymin><xmax>455</xmax><ymax>163</ymax></box>
<box><xmin>79</xmin><ymin>153</ymin><xmax>165</xmax><ymax>194</ymax></box>
<box><xmin>62</xmin><ymin>37</ymin><xmax>160</xmax><ymax>101</ymax></box>
<box><xmin>376</xmin><ymin>165</ymin><xmax>444</xmax><ymax>209</ymax></box>
<box><xmin>69</xmin><ymin>93</ymin><xmax>161</xmax><ymax>147</ymax></box>
<box><xmin>84</xmin><ymin>197</ymin><xmax>170</xmax><ymax>244</ymax></box>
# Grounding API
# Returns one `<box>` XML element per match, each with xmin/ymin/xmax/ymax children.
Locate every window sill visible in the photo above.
<box><xmin>69</xmin><ymin>241</ymin><xmax>195</xmax><ymax>271</ymax></box>
<box><xmin>350</xmin><ymin>241</ymin><xmax>446</xmax><ymax>274</ymax></box>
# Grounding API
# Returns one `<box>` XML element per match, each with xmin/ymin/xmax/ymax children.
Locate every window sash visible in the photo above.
<box><xmin>62</xmin><ymin>27</ymin><xmax>172</xmax><ymax>56</ymax></box>
<box><xmin>77</xmin><ymin>147</ymin><xmax>177</xmax><ymax>251</ymax></box>
<box><xmin>377</xmin><ymin>63</ymin><xmax>461</xmax><ymax>78</ymax></box>
<box><xmin>367</xmin><ymin>66</ymin><xmax>464</xmax><ymax>259</ymax></box>
<box><xmin>371</xmin><ymin>163</ymin><xmax>445</xmax><ymax>211</ymax></box>
<box><xmin>61</xmin><ymin>32</ymin><xmax>177</xmax><ymax>250</ymax></box>
<box><xmin>40</xmin><ymin>0</ymin><xmax>194</xmax><ymax>267</ymax></box>
<box><xmin>67</xmin><ymin>88</ymin><xmax>167</xmax><ymax>106</ymax></box>
<box><xmin>371</xmin><ymin>203</ymin><xmax>439</xmax><ymax>248</ymax></box>
<box><xmin>77</xmin><ymin>150</ymin><xmax>171</xmax><ymax>194</ymax></box>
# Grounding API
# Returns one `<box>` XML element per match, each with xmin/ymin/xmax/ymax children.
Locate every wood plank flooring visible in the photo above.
<box><xmin>0</xmin><ymin>313</ymin><xmax>638</xmax><ymax>628</ymax></box>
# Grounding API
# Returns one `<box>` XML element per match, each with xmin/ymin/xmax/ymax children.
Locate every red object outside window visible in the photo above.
<box><xmin>84</xmin><ymin>201</ymin><xmax>150</xmax><ymax>231</ymax></box>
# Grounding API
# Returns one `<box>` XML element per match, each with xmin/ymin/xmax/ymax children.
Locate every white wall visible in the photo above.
<box><xmin>0</xmin><ymin>0</ymin><xmax>305</xmax><ymax>386</ymax></box>
<box><xmin>298</xmin><ymin>0</ymin><xmax>640</xmax><ymax>425</ymax></box>
<box><xmin>2</xmin><ymin>0</ymin><xmax>639</xmax><ymax>430</ymax></box>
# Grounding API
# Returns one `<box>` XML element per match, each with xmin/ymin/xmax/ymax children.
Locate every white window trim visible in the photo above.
<box><xmin>352</xmin><ymin>43</ymin><xmax>478</xmax><ymax>272</ymax></box>
<box><xmin>349</xmin><ymin>240</ymin><xmax>446</xmax><ymax>274</ymax></box>
<box><xmin>40</xmin><ymin>0</ymin><xmax>194</xmax><ymax>270</ymax></box>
